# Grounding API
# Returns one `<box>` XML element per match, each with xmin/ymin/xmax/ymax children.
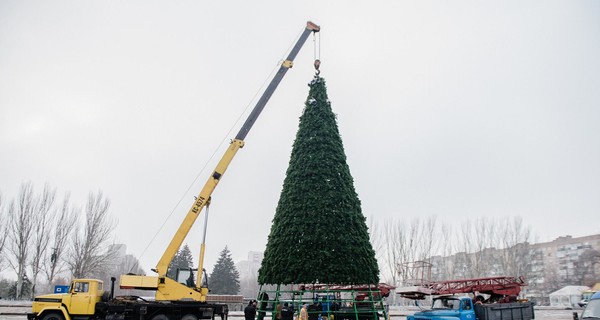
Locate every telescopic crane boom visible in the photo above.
<box><xmin>120</xmin><ymin>21</ymin><xmax>320</xmax><ymax>302</ymax></box>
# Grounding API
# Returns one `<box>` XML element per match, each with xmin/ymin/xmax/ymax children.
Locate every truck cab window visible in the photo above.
<box><xmin>462</xmin><ymin>300</ymin><xmax>471</xmax><ymax>310</ymax></box>
<box><xmin>74</xmin><ymin>282</ymin><xmax>89</xmax><ymax>293</ymax></box>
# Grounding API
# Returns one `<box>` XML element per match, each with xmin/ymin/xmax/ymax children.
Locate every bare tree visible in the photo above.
<box><xmin>388</xmin><ymin>217</ymin><xmax>441</xmax><ymax>285</ymax></box>
<box><xmin>574</xmin><ymin>249</ymin><xmax>600</xmax><ymax>287</ymax></box>
<box><xmin>102</xmin><ymin>247</ymin><xmax>146</xmax><ymax>296</ymax></box>
<box><xmin>0</xmin><ymin>192</ymin><xmax>8</xmax><ymax>273</ymax></box>
<box><xmin>406</xmin><ymin>219</ymin><xmax>421</xmax><ymax>264</ymax></box>
<box><xmin>471</xmin><ymin>218</ymin><xmax>488</xmax><ymax>277</ymax></box>
<box><xmin>393</xmin><ymin>218</ymin><xmax>422</xmax><ymax>284</ymax></box>
<box><xmin>43</xmin><ymin>193</ymin><xmax>77</xmax><ymax>288</ymax></box>
<box><xmin>367</xmin><ymin>216</ymin><xmax>386</xmax><ymax>280</ymax></box>
<box><xmin>499</xmin><ymin>216</ymin><xmax>531</xmax><ymax>278</ymax></box>
<box><xmin>383</xmin><ymin>218</ymin><xmax>406</xmax><ymax>286</ymax></box>
<box><xmin>416</xmin><ymin>216</ymin><xmax>438</xmax><ymax>262</ymax></box>
<box><xmin>29</xmin><ymin>184</ymin><xmax>57</xmax><ymax>298</ymax></box>
<box><xmin>469</xmin><ymin>217</ymin><xmax>503</xmax><ymax>278</ymax></box>
<box><xmin>372</xmin><ymin>215</ymin><xmax>536</xmax><ymax>286</ymax></box>
<box><xmin>433</xmin><ymin>223</ymin><xmax>454</xmax><ymax>280</ymax></box>
<box><xmin>453</xmin><ymin>221</ymin><xmax>475</xmax><ymax>278</ymax></box>
<box><xmin>7</xmin><ymin>182</ymin><xmax>36</xmax><ymax>299</ymax></box>
<box><xmin>66</xmin><ymin>191</ymin><xmax>118</xmax><ymax>278</ymax></box>
<box><xmin>540</xmin><ymin>259</ymin><xmax>561</xmax><ymax>303</ymax></box>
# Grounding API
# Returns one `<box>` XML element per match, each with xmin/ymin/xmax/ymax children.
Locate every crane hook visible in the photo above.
<box><xmin>314</xmin><ymin>59</ymin><xmax>321</xmax><ymax>75</ymax></box>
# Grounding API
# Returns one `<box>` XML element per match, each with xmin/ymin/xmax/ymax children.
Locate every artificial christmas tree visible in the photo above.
<box><xmin>258</xmin><ymin>75</ymin><xmax>379</xmax><ymax>285</ymax></box>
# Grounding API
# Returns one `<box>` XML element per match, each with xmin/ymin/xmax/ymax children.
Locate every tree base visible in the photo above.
<box><xmin>256</xmin><ymin>284</ymin><xmax>389</xmax><ymax>320</ymax></box>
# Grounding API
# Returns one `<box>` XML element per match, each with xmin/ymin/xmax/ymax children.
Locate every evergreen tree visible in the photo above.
<box><xmin>167</xmin><ymin>244</ymin><xmax>194</xmax><ymax>280</ymax></box>
<box><xmin>258</xmin><ymin>75</ymin><xmax>379</xmax><ymax>285</ymax></box>
<box><xmin>209</xmin><ymin>246</ymin><xmax>240</xmax><ymax>294</ymax></box>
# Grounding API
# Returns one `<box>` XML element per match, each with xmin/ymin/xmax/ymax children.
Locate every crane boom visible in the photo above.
<box><xmin>236</xmin><ymin>21</ymin><xmax>320</xmax><ymax>141</ymax></box>
<box><xmin>120</xmin><ymin>21</ymin><xmax>320</xmax><ymax>302</ymax></box>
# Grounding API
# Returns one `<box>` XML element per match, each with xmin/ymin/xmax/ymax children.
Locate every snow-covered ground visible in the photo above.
<box><xmin>1</xmin><ymin>299</ymin><xmax>585</xmax><ymax>320</ymax></box>
<box><xmin>0</xmin><ymin>304</ymin><xmax>581</xmax><ymax>320</ymax></box>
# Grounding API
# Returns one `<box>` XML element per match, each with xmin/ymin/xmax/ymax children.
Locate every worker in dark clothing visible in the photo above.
<box><xmin>281</xmin><ymin>303</ymin><xmax>294</xmax><ymax>320</ymax></box>
<box><xmin>245</xmin><ymin>300</ymin><xmax>257</xmax><ymax>320</ymax></box>
<box><xmin>308</xmin><ymin>302</ymin><xmax>320</xmax><ymax>320</ymax></box>
<box><xmin>257</xmin><ymin>292</ymin><xmax>269</xmax><ymax>320</ymax></box>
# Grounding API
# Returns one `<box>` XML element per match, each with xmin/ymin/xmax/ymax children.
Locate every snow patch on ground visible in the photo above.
<box><xmin>0</xmin><ymin>300</ymin><xmax>31</xmax><ymax>306</ymax></box>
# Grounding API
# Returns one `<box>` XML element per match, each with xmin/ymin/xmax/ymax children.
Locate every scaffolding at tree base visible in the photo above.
<box><xmin>256</xmin><ymin>283</ymin><xmax>394</xmax><ymax>320</ymax></box>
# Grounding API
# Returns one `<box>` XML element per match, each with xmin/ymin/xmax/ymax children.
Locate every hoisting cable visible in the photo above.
<box><xmin>134</xmin><ymin>63</ymin><xmax>280</xmax><ymax>272</ymax></box>
<box><xmin>134</xmin><ymin>29</ymin><xmax>311</xmax><ymax>273</ymax></box>
<box><xmin>313</xmin><ymin>29</ymin><xmax>321</xmax><ymax>75</ymax></box>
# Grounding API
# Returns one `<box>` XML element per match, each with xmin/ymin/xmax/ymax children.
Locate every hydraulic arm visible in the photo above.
<box><xmin>120</xmin><ymin>21</ymin><xmax>320</xmax><ymax>302</ymax></box>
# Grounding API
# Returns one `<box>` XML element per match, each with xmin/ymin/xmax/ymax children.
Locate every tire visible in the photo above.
<box><xmin>41</xmin><ymin>313</ymin><xmax>65</xmax><ymax>320</ymax></box>
<box><xmin>151</xmin><ymin>315</ymin><xmax>170</xmax><ymax>320</ymax></box>
<box><xmin>181</xmin><ymin>314</ymin><xmax>199</xmax><ymax>320</ymax></box>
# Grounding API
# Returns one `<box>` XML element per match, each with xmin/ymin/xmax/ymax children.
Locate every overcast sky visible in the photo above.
<box><xmin>1</xmin><ymin>1</ymin><xmax>599</xmax><ymax>275</ymax></box>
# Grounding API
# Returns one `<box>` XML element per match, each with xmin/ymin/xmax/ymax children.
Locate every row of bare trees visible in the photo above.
<box><xmin>369</xmin><ymin>216</ymin><xmax>533</xmax><ymax>285</ymax></box>
<box><xmin>0</xmin><ymin>182</ymin><xmax>121</xmax><ymax>299</ymax></box>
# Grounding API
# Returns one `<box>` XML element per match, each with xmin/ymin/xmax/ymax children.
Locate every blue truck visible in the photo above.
<box><xmin>408</xmin><ymin>295</ymin><xmax>535</xmax><ymax>320</ymax></box>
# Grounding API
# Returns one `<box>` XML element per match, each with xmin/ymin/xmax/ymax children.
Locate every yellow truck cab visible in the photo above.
<box><xmin>29</xmin><ymin>279</ymin><xmax>106</xmax><ymax>320</ymax></box>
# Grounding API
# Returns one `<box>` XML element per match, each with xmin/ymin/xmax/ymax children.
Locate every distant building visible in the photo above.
<box><xmin>427</xmin><ymin>234</ymin><xmax>600</xmax><ymax>305</ymax></box>
<box><xmin>529</xmin><ymin>234</ymin><xmax>600</xmax><ymax>290</ymax></box>
<box><xmin>110</xmin><ymin>243</ymin><xmax>127</xmax><ymax>259</ymax></box>
<box><xmin>104</xmin><ymin>244</ymin><xmax>146</xmax><ymax>296</ymax></box>
<box><xmin>235</xmin><ymin>251</ymin><xmax>263</xmax><ymax>298</ymax></box>
<box><xmin>247</xmin><ymin>251</ymin><xmax>264</xmax><ymax>263</ymax></box>
<box><xmin>237</xmin><ymin>251</ymin><xmax>263</xmax><ymax>279</ymax></box>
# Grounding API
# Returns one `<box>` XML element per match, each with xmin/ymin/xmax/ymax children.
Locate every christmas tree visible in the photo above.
<box><xmin>258</xmin><ymin>75</ymin><xmax>379</xmax><ymax>285</ymax></box>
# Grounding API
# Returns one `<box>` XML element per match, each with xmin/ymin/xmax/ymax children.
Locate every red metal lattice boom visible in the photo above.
<box><xmin>396</xmin><ymin>276</ymin><xmax>527</xmax><ymax>299</ymax></box>
<box><xmin>427</xmin><ymin>276</ymin><xmax>526</xmax><ymax>296</ymax></box>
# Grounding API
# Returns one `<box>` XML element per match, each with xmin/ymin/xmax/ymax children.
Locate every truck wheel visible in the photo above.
<box><xmin>41</xmin><ymin>313</ymin><xmax>65</xmax><ymax>320</ymax></box>
<box><xmin>181</xmin><ymin>314</ymin><xmax>198</xmax><ymax>320</ymax></box>
<box><xmin>151</xmin><ymin>315</ymin><xmax>170</xmax><ymax>320</ymax></box>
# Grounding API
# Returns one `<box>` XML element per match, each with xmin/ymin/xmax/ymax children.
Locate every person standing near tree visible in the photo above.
<box><xmin>300</xmin><ymin>304</ymin><xmax>308</xmax><ymax>320</ymax></box>
<box><xmin>257</xmin><ymin>292</ymin><xmax>269</xmax><ymax>320</ymax></box>
<box><xmin>307</xmin><ymin>302</ymin><xmax>319</xmax><ymax>320</ymax></box>
<box><xmin>245</xmin><ymin>300</ymin><xmax>257</xmax><ymax>320</ymax></box>
<box><xmin>276</xmin><ymin>303</ymin><xmax>283</xmax><ymax>320</ymax></box>
<box><xmin>281</xmin><ymin>303</ymin><xmax>294</xmax><ymax>320</ymax></box>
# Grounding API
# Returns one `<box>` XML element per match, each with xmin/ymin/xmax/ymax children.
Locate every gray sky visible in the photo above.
<box><xmin>1</xmin><ymin>1</ymin><xmax>599</xmax><ymax>275</ymax></box>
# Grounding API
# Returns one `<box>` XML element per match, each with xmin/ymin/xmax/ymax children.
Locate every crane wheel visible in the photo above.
<box><xmin>41</xmin><ymin>312</ymin><xmax>65</xmax><ymax>320</ymax></box>
<box><xmin>151</xmin><ymin>315</ymin><xmax>170</xmax><ymax>320</ymax></box>
<box><xmin>181</xmin><ymin>314</ymin><xmax>199</xmax><ymax>320</ymax></box>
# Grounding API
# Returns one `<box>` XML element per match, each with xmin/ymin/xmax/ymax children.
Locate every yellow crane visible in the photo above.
<box><xmin>29</xmin><ymin>21</ymin><xmax>319</xmax><ymax>320</ymax></box>
<box><xmin>120</xmin><ymin>20</ymin><xmax>319</xmax><ymax>301</ymax></box>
